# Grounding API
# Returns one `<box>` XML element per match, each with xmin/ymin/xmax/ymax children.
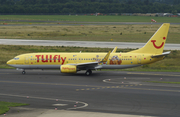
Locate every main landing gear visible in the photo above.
<box><xmin>85</xmin><ymin>69</ymin><xmax>92</xmax><ymax>76</ymax></box>
<box><xmin>22</xmin><ymin>70</ymin><xmax>26</xmax><ymax>75</ymax></box>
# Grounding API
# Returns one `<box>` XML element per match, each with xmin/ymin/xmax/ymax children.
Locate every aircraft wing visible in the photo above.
<box><xmin>76</xmin><ymin>62</ymin><xmax>98</xmax><ymax>66</ymax></box>
<box><xmin>151</xmin><ymin>51</ymin><xmax>171</xmax><ymax>58</ymax></box>
<box><xmin>67</xmin><ymin>51</ymin><xmax>111</xmax><ymax>70</ymax></box>
<box><xmin>67</xmin><ymin>62</ymin><xmax>98</xmax><ymax>70</ymax></box>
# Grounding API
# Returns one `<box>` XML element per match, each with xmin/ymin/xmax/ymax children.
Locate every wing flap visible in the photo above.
<box><xmin>76</xmin><ymin>62</ymin><xmax>98</xmax><ymax>66</ymax></box>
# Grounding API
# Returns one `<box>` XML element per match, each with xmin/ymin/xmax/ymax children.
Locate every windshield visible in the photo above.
<box><xmin>14</xmin><ymin>58</ymin><xmax>19</xmax><ymax>60</ymax></box>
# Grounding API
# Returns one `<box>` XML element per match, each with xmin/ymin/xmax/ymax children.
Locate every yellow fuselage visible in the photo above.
<box><xmin>7</xmin><ymin>52</ymin><xmax>163</xmax><ymax>69</ymax></box>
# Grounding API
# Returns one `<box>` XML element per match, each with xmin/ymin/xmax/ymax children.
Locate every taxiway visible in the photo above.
<box><xmin>1</xmin><ymin>39</ymin><xmax>180</xmax><ymax>50</ymax></box>
<box><xmin>0</xmin><ymin>69</ymin><xmax>180</xmax><ymax>117</ymax></box>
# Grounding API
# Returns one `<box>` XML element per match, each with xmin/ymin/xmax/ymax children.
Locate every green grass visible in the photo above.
<box><xmin>1</xmin><ymin>45</ymin><xmax>180</xmax><ymax>72</ymax></box>
<box><xmin>0</xmin><ymin>101</ymin><xmax>28</xmax><ymax>115</ymax></box>
<box><xmin>145</xmin><ymin>81</ymin><xmax>180</xmax><ymax>84</ymax></box>
<box><xmin>0</xmin><ymin>24</ymin><xmax>180</xmax><ymax>44</ymax></box>
<box><xmin>0</xmin><ymin>21</ymin><xmax>64</xmax><ymax>24</ymax></box>
<box><xmin>0</xmin><ymin>15</ymin><xmax>180</xmax><ymax>23</ymax></box>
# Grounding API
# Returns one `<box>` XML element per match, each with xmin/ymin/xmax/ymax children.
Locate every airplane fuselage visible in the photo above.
<box><xmin>6</xmin><ymin>23</ymin><xmax>170</xmax><ymax>75</ymax></box>
<box><xmin>7</xmin><ymin>52</ymin><xmax>163</xmax><ymax>70</ymax></box>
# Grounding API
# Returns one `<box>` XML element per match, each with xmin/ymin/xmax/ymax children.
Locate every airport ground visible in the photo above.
<box><xmin>0</xmin><ymin>15</ymin><xmax>180</xmax><ymax>116</ymax></box>
<box><xmin>0</xmin><ymin>69</ymin><xmax>180</xmax><ymax>117</ymax></box>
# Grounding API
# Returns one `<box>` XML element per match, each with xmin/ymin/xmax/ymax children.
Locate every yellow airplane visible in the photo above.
<box><xmin>7</xmin><ymin>23</ymin><xmax>170</xmax><ymax>75</ymax></box>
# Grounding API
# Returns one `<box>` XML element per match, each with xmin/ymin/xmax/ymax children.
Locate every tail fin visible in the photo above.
<box><xmin>129</xmin><ymin>23</ymin><xmax>170</xmax><ymax>54</ymax></box>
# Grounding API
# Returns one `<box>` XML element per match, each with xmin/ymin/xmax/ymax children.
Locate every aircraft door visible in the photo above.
<box><xmin>78</xmin><ymin>57</ymin><xmax>82</xmax><ymax>63</ymax></box>
<box><xmin>73</xmin><ymin>55</ymin><xmax>77</xmax><ymax>64</ymax></box>
<box><xmin>25</xmin><ymin>55</ymin><xmax>29</xmax><ymax>64</ymax></box>
<box><xmin>137</xmin><ymin>55</ymin><xmax>141</xmax><ymax>64</ymax></box>
<box><xmin>74</xmin><ymin>57</ymin><xmax>77</xmax><ymax>64</ymax></box>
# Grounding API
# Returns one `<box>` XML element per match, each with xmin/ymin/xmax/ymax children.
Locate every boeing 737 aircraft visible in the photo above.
<box><xmin>7</xmin><ymin>23</ymin><xmax>170</xmax><ymax>75</ymax></box>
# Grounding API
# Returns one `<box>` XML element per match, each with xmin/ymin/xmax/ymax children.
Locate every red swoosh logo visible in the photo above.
<box><xmin>151</xmin><ymin>40</ymin><xmax>164</xmax><ymax>49</ymax></box>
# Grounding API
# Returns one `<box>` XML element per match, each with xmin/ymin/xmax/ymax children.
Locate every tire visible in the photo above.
<box><xmin>22</xmin><ymin>71</ymin><xmax>26</xmax><ymax>75</ymax></box>
<box><xmin>85</xmin><ymin>69</ymin><xmax>92</xmax><ymax>76</ymax></box>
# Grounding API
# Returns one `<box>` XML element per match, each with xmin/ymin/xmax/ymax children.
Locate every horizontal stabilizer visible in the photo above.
<box><xmin>151</xmin><ymin>51</ymin><xmax>171</xmax><ymax>58</ymax></box>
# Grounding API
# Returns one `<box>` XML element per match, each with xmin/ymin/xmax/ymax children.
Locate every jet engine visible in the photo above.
<box><xmin>60</xmin><ymin>65</ymin><xmax>77</xmax><ymax>73</ymax></box>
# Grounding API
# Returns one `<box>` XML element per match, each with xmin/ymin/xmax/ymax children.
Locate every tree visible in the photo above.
<box><xmin>144</xmin><ymin>0</ymin><xmax>149</xmax><ymax>5</ymax></box>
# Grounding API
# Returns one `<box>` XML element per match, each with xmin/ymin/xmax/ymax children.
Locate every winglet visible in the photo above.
<box><xmin>111</xmin><ymin>47</ymin><xmax>117</xmax><ymax>53</ymax></box>
<box><xmin>101</xmin><ymin>51</ymin><xmax>111</xmax><ymax>63</ymax></box>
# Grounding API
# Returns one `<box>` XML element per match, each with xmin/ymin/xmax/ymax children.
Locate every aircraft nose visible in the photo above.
<box><xmin>7</xmin><ymin>59</ymin><xmax>13</xmax><ymax>65</ymax></box>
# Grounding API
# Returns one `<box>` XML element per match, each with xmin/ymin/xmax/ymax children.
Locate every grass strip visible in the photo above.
<box><xmin>0</xmin><ymin>25</ymin><xmax>179</xmax><ymax>44</ymax></box>
<box><xmin>0</xmin><ymin>15</ymin><xmax>180</xmax><ymax>23</ymax></box>
<box><xmin>0</xmin><ymin>101</ymin><xmax>28</xmax><ymax>115</ymax></box>
<box><xmin>145</xmin><ymin>81</ymin><xmax>180</xmax><ymax>84</ymax></box>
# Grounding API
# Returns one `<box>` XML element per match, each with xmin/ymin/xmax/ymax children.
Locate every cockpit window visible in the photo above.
<box><xmin>14</xmin><ymin>58</ymin><xmax>19</xmax><ymax>60</ymax></box>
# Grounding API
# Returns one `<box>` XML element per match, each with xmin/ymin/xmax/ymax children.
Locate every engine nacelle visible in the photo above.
<box><xmin>60</xmin><ymin>65</ymin><xmax>77</xmax><ymax>73</ymax></box>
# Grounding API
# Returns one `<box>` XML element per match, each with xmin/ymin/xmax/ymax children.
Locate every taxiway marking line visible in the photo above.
<box><xmin>0</xmin><ymin>73</ymin><xmax>11</xmax><ymax>74</ymax></box>
<box><xmin>76</xmin><ymin>84</ymin><xmax>180</xmax><ymax>93</ymax></box>
<box><xmin>127</xmin><ymin>72</ymin><xmax>180</xmax><ymax>77</ymax></box>
<box><xmin>0</xmin><ymin>80</ymin><xmax>104</xmax><ymax>88</ymax></box>
<box><xmin>76</xmin><ymin>84</ymin><xmax>141</xmax><ymax>91</ymax></box>
<box><xmin>0</xmin><ymin>93</ymin><xmax>88</xmax><ymax>110</ymax></box>
<box><xmin>122</xmin><ymin>87</ymin><xmax>180</xmax><ymax>93</ymax></box>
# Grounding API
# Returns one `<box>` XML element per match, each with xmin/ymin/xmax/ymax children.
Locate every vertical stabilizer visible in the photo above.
<box><xmin>129</xmin><ymin>23</ymin><xmax>170</xmax><ymax>54</ymax></box>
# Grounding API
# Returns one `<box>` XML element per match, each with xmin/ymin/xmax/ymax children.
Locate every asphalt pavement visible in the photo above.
<box><xmin>0</xmin><ymin>69</ymin><xmax>180</xmax><ymax>117</ymax></box>
<box><xmin>1</xmin><ymin>39</ymin><xmax>180</xmax><ymax>50</ymax></box>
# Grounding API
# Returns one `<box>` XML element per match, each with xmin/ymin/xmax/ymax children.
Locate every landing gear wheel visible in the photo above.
<box><xmin>85</xmin><ymin>69</ymin><xmax>92</xmax><ymax>76</ymax></box>
<box><xmin>22</xmin><ymin>71</ymin><xmax>26</xmax><ymax>75</ymax></box>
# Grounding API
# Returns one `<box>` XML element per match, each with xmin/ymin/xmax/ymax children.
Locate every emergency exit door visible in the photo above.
<box><xmin>137</xmin><ymin>55</ymin><xmax>141</xmax><ymax>64</ymax></box>
<box><xmin>25</xmin><ymin>55</ymin><xmax>29</xmax><ymax>64</ymax></box>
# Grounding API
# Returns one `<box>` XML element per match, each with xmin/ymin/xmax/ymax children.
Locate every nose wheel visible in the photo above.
<box><xmin>85</xmin><ymin>69</ymin><xmax>92</xmax><ymax>76</ymax></box>
<box><xmin>22</xmin><ymin>71</ymin><xmax>26</xmax><ymax>75</ymax></box>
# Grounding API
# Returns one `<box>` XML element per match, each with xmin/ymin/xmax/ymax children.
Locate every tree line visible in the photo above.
<box><xmin>0</xmin><ymin>0</ymin><xmax>179</xmax><ymax>14</ymax></box>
